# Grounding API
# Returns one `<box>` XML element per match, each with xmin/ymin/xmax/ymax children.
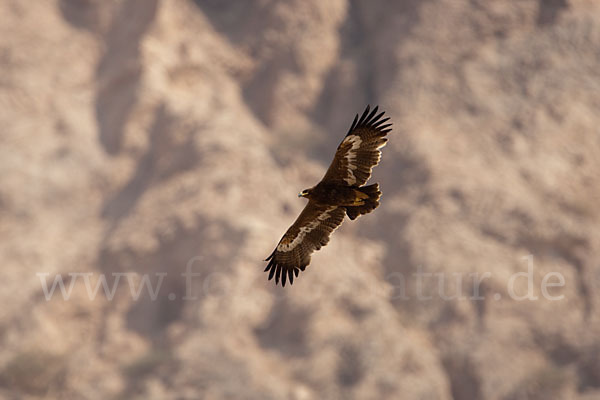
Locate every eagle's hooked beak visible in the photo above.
<box><xmin>298</xmin><ymin>192</ymin><xmax>303</xmax><ymax>197</ymax></box>
<box><xmin>298</xmin><ymin>190</ymin><xmax>308</xmax><ymax>198</ymax></box>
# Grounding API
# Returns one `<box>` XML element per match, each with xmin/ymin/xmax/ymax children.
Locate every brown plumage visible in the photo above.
<box><xmin>264</xmin><ymin>105</ymin><xmax>392</xmax><ymax>286</ymax></box>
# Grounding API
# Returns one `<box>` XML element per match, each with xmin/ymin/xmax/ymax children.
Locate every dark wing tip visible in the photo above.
<box><xmin>264</xmin><ymin>238</ymin><xmax>312</xmax><ymax>286</ymax></box>
<box><xmin>264</xmin><ymin>251</ymin><xmax>274</xmax><ymax>262</ymax></box>
<box><xmin>372</xmin><ymin>116</ymin><xmax>390</xmax><ymax>128</ymax></box>
<box><xmin>364</xmin><ymin>106</ymin><xmax>379</xmax><ymax>125</ymax></box>
<box><xmin>265</xmin><ymin>248</ymin><xmax>296</xmax><ymax>287</ymax></box>
<box><xmin>347</xmin><ymin>105</ymin><xmax>391</xmax><ymax>136</ymax></box>
<box><xmin>357</xmin><ymin>105</ymin><xmax>372</xmax><ymax>126</ymax></box>
<box><xmin>275</xmin><ymin>264</ymin><xmax>282</xmax><ymax>284</ymax></box>
<box><xmin>347</xmin><ymin>113</ymin><xmax>359</xmax><ymax>135</ymax></box>
<box><xmin>267</xmin><ymin>262</ymin><xmax>276</xmax><ymax>280</ymax></box>
<box><xmin>264</xmin><ymin>257</ymin><xmax>302</xmax><ymax>287</ymax></box>
<box><xmin>281</xmin><ymin>269</ymin><xmax>287</xmax><ymax>286</ymax></box>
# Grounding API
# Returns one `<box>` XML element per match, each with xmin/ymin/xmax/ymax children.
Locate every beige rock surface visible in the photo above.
<box><xmin>1</xmin><ymin>0</ymin><xmax>599</xmax><ymax>399</ymax></box>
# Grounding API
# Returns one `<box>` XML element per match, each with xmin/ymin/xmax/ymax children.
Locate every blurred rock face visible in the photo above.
<box><xmin>1</xmin><ymin>0</ymin><xmax>599</xmax><ymax>399</ymax></box>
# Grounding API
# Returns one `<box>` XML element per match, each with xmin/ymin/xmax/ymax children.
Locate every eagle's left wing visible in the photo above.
<box><xmin>265</xmin><ymin>201</ymin><xmax>346</xmax><ymax>286</ymax></box>
<box><xmin>321</xmin><ymin>105</ymin><xmax>392</xmax><ymax>187</ymax></box>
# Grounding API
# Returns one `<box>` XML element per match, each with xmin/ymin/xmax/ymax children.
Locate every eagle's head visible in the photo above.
<box><xmin>298</xmin><ymin>188</ymin><xmax>312</xmax><ymax>198</ymax></box>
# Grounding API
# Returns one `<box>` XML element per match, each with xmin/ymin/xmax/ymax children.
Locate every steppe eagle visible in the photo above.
<box><xmin>264</xmin><ymin>105</ymin><xmax>392</xmax><ymax>286</ymax></box>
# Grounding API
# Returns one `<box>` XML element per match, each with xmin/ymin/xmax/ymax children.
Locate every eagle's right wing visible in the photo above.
<box><xmin>264</xmin><ymin>201</ymin><xmax>346</xmax><ymax>286</ymax></box>
<box><xmin>321</xmin><ymin>105</ymin><xmax>392</xmax><ymax>187</ymax></box>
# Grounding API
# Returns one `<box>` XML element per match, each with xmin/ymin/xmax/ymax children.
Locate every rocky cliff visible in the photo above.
<box><xmin>1</xmin><ymin>0</ymin><xmax>599</xmax><ymax>399</ymax></box>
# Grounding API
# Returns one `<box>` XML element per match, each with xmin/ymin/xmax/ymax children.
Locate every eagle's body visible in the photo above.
<box><xmin>264</xmin><ymin>105</ymin><xmax>392</xmax><ymax>286</ymax></box>
<box><xmin>307</xmin><ymin>183</ymin><xmax>369</xmax><ymax>206</ymax></box>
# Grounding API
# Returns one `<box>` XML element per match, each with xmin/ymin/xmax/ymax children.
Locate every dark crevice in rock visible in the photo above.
<box><xmin>442</xmin><ymin>354</ymin><xmax>483</xmax><ymax>400</ymax></box>
<box><xmin>97</xmin><ymin>217</ymin><xmax>246</xmax><ymax>340</ymax></box>
<box><xmin>254</xmin><ymin>299</ymin><xmax>313</xmax><ymax>358</ymax></box>
<box><xmin>537</xmin><ymin>0</ymin><xmax>569</xmax><ymax>27</ymax></box>
<box><xmin>94</xmin><ymin>0</ymin><xmax>159</xmax><ymax>155</ymax></box>
<box><xmin>101</xmin><ymin>103</ymin><xmax>201</xmax><ymax>221</ymax></box>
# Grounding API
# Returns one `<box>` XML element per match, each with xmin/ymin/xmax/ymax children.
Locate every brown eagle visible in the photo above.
<box><xmin>264</xmin><ymin>105</ymin><xmax>392</xmax><ymax>286</ymax></box>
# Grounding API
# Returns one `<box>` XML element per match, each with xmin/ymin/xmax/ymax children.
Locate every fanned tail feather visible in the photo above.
<box><xmin>345</xmin><ymin>183</ymin><xmax>381</xmax><ymax>220</ymax></box>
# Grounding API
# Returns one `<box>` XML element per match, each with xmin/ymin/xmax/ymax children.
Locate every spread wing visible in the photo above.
<box><xmin>321</xmin><ymin>105</ymin><xmax>392</xmax><ymax>186</ymax></box>
<box><xmin>264</xmin><ymin>202</ymin><xmax>346</xmax><ymax>286</ymax></box>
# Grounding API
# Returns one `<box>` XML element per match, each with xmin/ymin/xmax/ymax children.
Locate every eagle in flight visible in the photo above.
<box><xmin>264</xmin><ymin>105</ymin><xmax>392</xmax><ymax>286</ymax></box>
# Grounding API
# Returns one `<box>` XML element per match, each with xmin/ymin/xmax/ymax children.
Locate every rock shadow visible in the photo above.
<box><xmin>96</xmin><ymin>216</ymin><xmax>246</xmax><ymax>339</ymax></box>
<box><xmin>310</xmin><ymin>0</ymin><xmax>429</xmax><ymax>162</ymax></box>
<box><xmin>94</xmin><ymin>0</ymin><xmax>159</xmax><ymax>155</ymax></box>
<box><xmin>537</xmin><ymin>0</ymin><xmax>569</xmax><ymax>27</ymax></box>
<box><xmin>254</xmin><ymin>298</ymin><xmax>312</xmax><ymax>358</ymax></box>
<box><xmin>101</xmin><ymin>103</ymin><xmax>200</xmax><ymax>221</ymax></box>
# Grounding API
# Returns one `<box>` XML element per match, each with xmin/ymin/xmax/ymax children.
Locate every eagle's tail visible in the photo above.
<box><xmin>346</xmin><ymin>183</ymin><xmax>381</xmax><ymax>220</ymax></box>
